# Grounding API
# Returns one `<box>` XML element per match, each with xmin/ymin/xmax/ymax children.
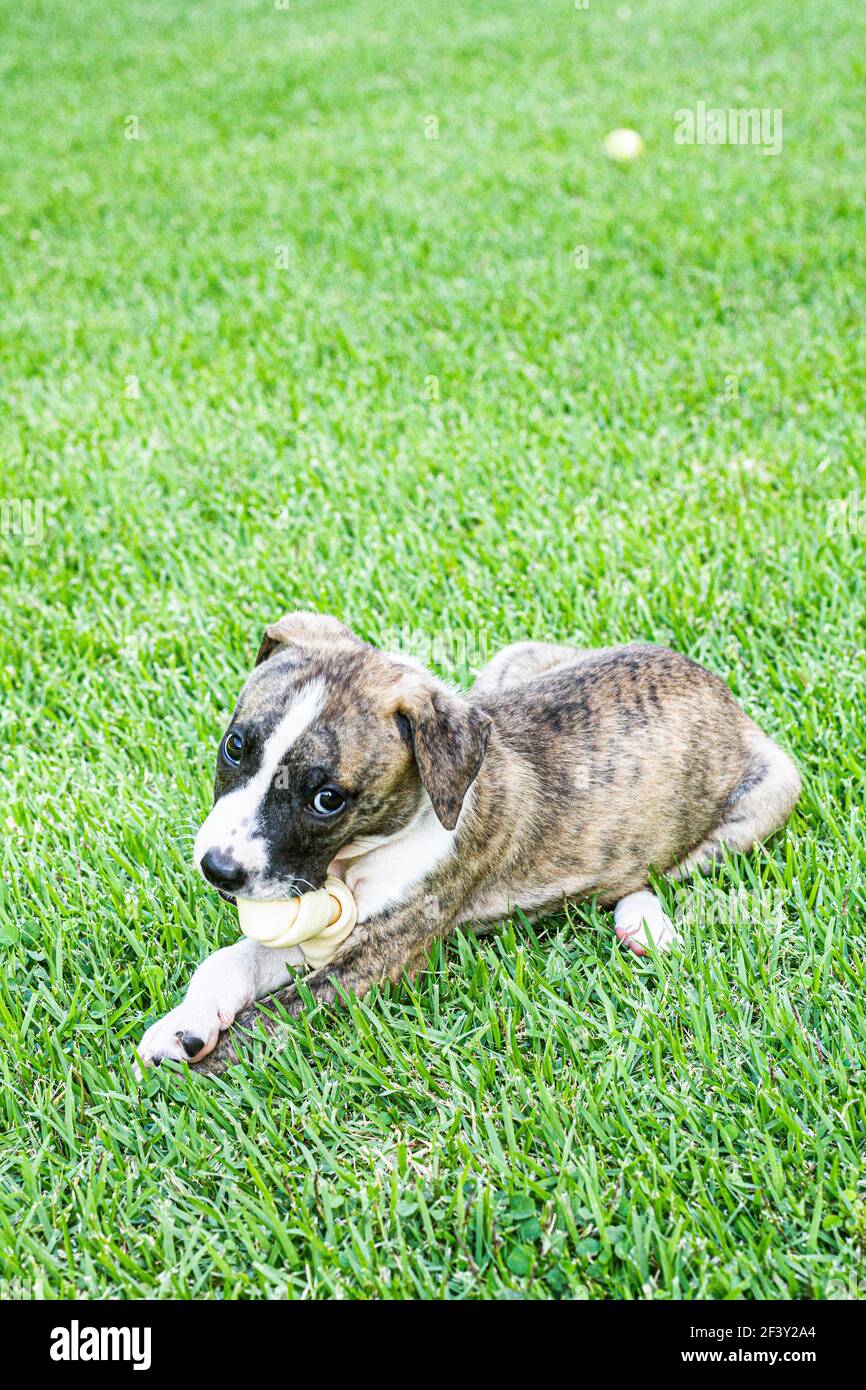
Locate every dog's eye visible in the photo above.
<box><xmin>220</xmin><ymin>731</ymin><xmax>244</xmax><ymax>768</ymax></box>
<box><xmin>309</xmin><ymin>787</ymin><xmax>346</xmax><ymax>818</ymax></box>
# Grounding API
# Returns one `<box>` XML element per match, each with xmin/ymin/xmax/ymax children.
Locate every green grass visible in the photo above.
<box><xmin>1</xmin><ymin>0</ymin><xmax>864</xmax><ymax>1299</ymax></box>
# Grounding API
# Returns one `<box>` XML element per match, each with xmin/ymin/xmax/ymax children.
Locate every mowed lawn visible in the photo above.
<box><xmin>1</xmin><ymin>0</ymin><xmax>864</xmax><ymax>1299</ymax></box>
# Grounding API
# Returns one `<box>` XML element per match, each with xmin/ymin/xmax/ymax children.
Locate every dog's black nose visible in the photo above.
<box><xmin>200</xmin><ymin>848</ymin><xmax>247</xmax><ymax>892</ymax></box>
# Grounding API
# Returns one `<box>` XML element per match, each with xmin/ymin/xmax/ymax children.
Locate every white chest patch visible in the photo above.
<box><xmin>194</xmin><ymin>680</ymin><xmax>325</xmax><ymax>873</ymax></box>
<box><xmin>334</xmin><ymin>794</ymin><xmax>462</xmax><ymax>920</ymax></box>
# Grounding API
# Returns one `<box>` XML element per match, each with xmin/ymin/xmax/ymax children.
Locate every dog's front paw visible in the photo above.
<box><xmin>134</xmin><ymin>1000</ymin><xmax>229</xmax><ymax>1079</ymax></box>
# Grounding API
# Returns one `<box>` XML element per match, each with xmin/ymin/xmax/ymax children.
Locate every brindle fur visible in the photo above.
<box><xmin>188</xmin><ymin>615</ymin><xmax>800</xmax><ymax>1076</ymax></box>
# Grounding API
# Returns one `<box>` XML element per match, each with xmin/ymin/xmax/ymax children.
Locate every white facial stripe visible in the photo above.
<box><xmin>194</xmin><ymin>679</ymin><xmax>325</xmax><ymax>871</ymax></box>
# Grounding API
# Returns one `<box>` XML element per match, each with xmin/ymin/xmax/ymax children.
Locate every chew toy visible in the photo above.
<box><xmin>236</xmin><ymin>876</ymin><xmax>358</xmax><ymax>970</ymax></box>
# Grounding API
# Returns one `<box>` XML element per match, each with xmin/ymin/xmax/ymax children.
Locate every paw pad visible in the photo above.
<box><xmin>179</xmin><ymin>1031</ymin><xmax>206</xmax><ymax>1058</ymax></box>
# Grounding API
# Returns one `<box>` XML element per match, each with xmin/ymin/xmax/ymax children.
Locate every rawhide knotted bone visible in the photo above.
<box><xmin>236</xmin><ymin>876</ymin><xmax>358</xmax><ymax>969</ymax></box>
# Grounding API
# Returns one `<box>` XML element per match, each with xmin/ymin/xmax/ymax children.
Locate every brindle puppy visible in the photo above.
<box><xmin>135</xmin><ymin>612</ymin><xmax>800</xmax><ymax>1076</ymax></box>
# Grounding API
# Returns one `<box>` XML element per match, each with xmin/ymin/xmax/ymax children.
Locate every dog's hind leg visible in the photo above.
<box><xmin>613</xmin><ymin>889</ymin><xmax>679</xmax><ymax>955</ymax></box>
<box><xmin>669</xmin><ymin>729</ymin><xmax>801</xmax><ymax>881</ymax></box>
<box><xmin>472</xmin><ymin>640</ymin><xmax>583</xmax><ymax>697</ymax></box>
<box><xmin>613</xmin><ymin>729</ymin><xmax>798</xmax><ymax>956</ymax></box>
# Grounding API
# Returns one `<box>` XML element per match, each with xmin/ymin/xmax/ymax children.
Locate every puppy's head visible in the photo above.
<box><xmin>193</xmin><ymin>612</ymin><xmax>491</xmax><ymax>900</ymax></box>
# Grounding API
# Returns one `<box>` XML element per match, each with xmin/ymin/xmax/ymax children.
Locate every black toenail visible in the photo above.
<box><xmin>181</xmin><ymin>1031</ymin><xmax>205</xmax><ymax>1058</ymax></box>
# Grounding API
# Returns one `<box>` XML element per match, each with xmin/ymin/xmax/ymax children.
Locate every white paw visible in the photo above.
<box><xmin>613</xmin><ymin>890</ymin><xmax>679</xmax><ymax>956</ymax></box>
<box><xmin>133</xmin><ymin>940</ymin><xmax>271</xmax><ymax>1079</ymax></box>
<box><xmin>134</xmin><ymin>997</ymin><xmax>233</xmax><ymax>1079</ymax></box>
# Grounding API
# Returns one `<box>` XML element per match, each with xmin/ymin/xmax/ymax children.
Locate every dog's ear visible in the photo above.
<box><xmin>255</xmin><ymin>612</ymin><xmax>363</xmax><ymax>666</ymax></box>
<box><xmin>395</xmin><ymin>684</ymin><xmax>491</xmax><ymax>830</ymax></box>
<box><xmin>255</xmin><ymin>627</ymin><xmax>287</xmax><ymax>666</ymax></box>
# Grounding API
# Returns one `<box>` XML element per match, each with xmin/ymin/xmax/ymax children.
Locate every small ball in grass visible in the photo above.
<box><xmin>603</xmin><ymin>128</ymin><xmax>644</xmax><ymax>162</ymax></box>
